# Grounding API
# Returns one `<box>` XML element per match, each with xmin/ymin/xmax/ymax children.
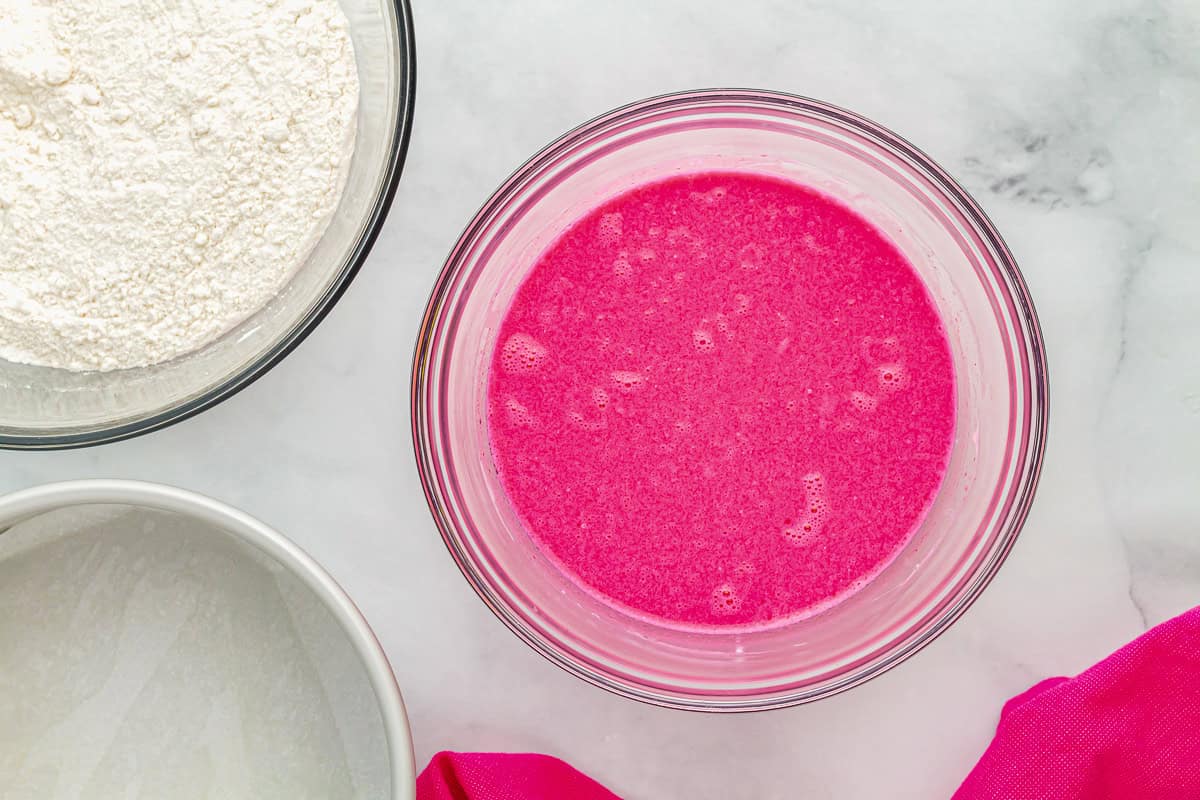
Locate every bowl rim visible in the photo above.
<box><xmin>0</xmin><ymin>478</ymin><xmax>417</xmax><ymax>796</ymax></box>
<box><xmin>1</xmin><ymin>0</ymin><xmax>418</xmax><ymax>451</ymax></box>
<box><xmin>412</xmin><ymin>87</ymin><xmax>1049</xmax><ymax>711</ymax></box>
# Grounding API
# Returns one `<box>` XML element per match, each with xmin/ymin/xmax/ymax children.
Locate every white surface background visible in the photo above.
<box><xmin>3</xmin><ymin>1</ymin><xmax>1200</xmax><ymax>797</ymax></box>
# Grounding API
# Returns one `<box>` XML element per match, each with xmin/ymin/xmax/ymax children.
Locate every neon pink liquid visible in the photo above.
<box><xmin>487</xmin><ymin>172</ymin><xmax>956</xmax><ymax>627</ymax></box>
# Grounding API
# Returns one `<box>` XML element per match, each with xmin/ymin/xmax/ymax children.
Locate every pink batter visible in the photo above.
<box><xmin>488</xmin><ymin>172</ymin><xmax>956</xmax><ymax>627</ymax></box>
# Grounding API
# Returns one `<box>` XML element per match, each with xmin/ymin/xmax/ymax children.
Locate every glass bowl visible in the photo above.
<box><xmin>0</xmin><ymin>480</ymin><xmax>414</xmax><ymax>797</ymax></box>
<box><xmin>412</xmin><ymin>89</ymin><xmax>1048</xmax><ymax>711</ymax></box>
<box><xmin>0</xmin><ymin>0</ymin><xmax>416</xmax><ymax>450</ymax></box>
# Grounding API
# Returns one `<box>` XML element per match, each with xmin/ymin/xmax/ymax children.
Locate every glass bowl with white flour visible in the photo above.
<box><xmin>0</xmin><ymin>0</ymin><xmax>415</xmax><ymax>448</ymax></box>
<box><xmin>0</xmin><ymin>480</ymin><xmax>414</xmax><ymax>799</ymax></box>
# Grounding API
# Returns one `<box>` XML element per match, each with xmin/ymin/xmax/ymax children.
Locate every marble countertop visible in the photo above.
<box><xmin>3</xmin><ymin>1</ymin><xmax>1199</xmax><ymax>797</ymax></box>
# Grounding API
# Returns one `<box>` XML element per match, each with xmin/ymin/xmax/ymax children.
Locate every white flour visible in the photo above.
<box><xmin>0</xmin><ymin>0</ymin><xmax>359</xmax><ymax>372</ymax></box>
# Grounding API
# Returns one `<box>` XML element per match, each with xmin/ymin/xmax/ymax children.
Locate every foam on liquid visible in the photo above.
<box><xmin>487</xmin><ymin>172</ymin><xmax>957</xmax><ymax>628</ymax></box>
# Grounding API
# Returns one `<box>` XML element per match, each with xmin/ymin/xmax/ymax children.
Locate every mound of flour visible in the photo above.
<box><xmin>0</xmin><ymin>506</ymin><xmax>390</xmax><ymax>799</ymax></box>
<box><xmin>0</xmin><ymin>0</ymin><xmax>359</xmax><ymax>371</ymax></box>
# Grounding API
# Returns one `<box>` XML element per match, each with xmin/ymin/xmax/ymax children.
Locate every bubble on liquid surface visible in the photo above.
<box><xmin>500</xmin><ymin>333</ymin><xmax>548</xmax><ymax>374</ymax></box>
<box><xmin>610</xmin><ymin>371</ymin><xmax>644</xmax><ymax>392</ymax></box>
<box><xmin>504</xmin><ymin>396</ymin><xmax>536</xmax><ymax>427</ymax></box>
<box><xmin>861</xmin><ymin>335</ymin><xmax>902</xmax><ymax>364</ymax></box>
<box><xmin>738</xmin><ymin>243</ymin><xmax>763</xmax><ymax>270</ymax></box>
<box><xmin>783</xmin><ymin>520</ymin><xmax>819</xmax><ymax>546</ymax></box>
<box><xmin>785</xmin><ymin>472</ymin><xmax>831</xmax><ymax>545</ymax></box>
<box><xmin>613</xmin><ymin>254</ymin><xmax>633</xmax><ymax>280</ymax></box>
<box><xmin>848</xmin><ymin>391</ymin><xmax>877</xmax><ymax>412</ymax></box>
<box><xmin>597</xmin><ymin>212</ymin><xmax>623</xmax><ymax>245</ymax></box>
<box><xmin>691</xmin><ymin>186</ymin><xmax>727</xmax><ymax>205</ymax></box>
<box><xmin>567</xmin><ymin>410</ymin><xmax>606</xmax><ymax>431</ymax></box>
<box><xmin>845</xmin><ymin>577</ymin><xmax>871</xmax><ymax>598</ymax></box>
<box><xmin>638</xmin><ymin>248</ymin><xmax>657</xmax><ymax>263</ymax></box>
<box><xmin>692</xmin><ymin>328</ymin><xmax>715</xmax><ymax>353</ymax></box>
<box><xmin>714</xmin><ymin>313</ymin><xmax>732</xmax><ymax>340</ymax></box>
<box><xmin>711</xmin><ymin>582</ymin><xmax>742</xmax><ymax>615</ymax></box>
<box><xmin>877</xmin><ymin>363</ymin><xmax>908</xmax><ymax>392</ymax></box>
<box><xmin>734</xmin><ymin>294</ymin><xmax>751</xmax><ymax>315</ymax></box>
<box><xmin>592</xmin><ymin>387</ymin><xmax>610</xmax><ymax>410</ymax></box>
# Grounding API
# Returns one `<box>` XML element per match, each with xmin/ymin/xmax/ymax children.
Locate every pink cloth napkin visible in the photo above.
<box><xmin>955</xmin><ymin>605</ymin><xmax>1200</xmax><ymax>799</ymax></box>
<box><xmin>417</xmin><ymin>608</ymin><xmax>1200</xmax><ymax>800</ymax></box>
<box><xmin>417</xmin><ymin>752</ymin><xmax>621</xmax><ymax>800</ymax></box>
